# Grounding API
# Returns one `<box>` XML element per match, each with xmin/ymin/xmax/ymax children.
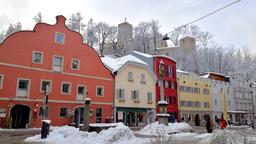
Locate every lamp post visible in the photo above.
<box><xmin>156</xmin><ymin>60</ymin><xmax>169</xmax><ymax>125</ymax></box>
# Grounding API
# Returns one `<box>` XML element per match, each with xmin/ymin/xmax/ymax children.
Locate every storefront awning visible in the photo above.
<box><xmin>116</xmin><ymin>107</ymin><xmax>148</xmax><ymax>112</ymax></box>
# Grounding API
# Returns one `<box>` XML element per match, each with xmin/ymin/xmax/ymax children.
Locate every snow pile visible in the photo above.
<box><xmin>25</xmin><ymin>123</ymin><xmax>141</xmax><ymax>144</ymax></box>
<box><xmin>199</xmin><ymin>129</ymin><xmax>256</xmax><ymax>144</ymax></box>
<box><xmin>168</xmin><ymin>122</ymin><xmax>194</xmax><ymax>132</ymax></box>
<box><xmin>137</xmin><ymin>122</ymin><xmax>193</xmax><ymax>136</ymax></box>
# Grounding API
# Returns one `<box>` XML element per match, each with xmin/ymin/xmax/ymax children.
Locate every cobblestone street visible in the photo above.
<box><xmin>0</xmin><ymin>129</ymin><xmax>42</xmax><ymax>144</ymax></box>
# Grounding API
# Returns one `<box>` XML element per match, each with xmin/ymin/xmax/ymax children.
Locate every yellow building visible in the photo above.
<box><xmin>101</xmin><ymin>54</ymin><xmax>156</xmax><ymax>126</ymax></box>
<box><xmin>177</xmin><ymin>70</ymin><xmax>212</xmax><ymax>126</ymax></box>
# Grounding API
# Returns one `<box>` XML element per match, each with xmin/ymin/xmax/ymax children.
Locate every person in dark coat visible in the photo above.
<box><xmin>206</xmin><ymin>116</ymin><xmax>213</xmax><ymax>133</ymax></box>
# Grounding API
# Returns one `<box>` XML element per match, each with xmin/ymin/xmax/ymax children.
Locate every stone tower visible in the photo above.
<box><xmin>116</xmin><ymin>18</ymin><xmax>133</xmax><ymax>55</ymax></box>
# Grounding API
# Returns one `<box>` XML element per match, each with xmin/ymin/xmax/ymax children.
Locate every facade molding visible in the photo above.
<box><xmin>0</xmin><ymin>97</ymin><xmax>112</xmax><ymax>105</ymax></box>
<box><xmin>0</xmin><ymin>62</ymin><xmax>113</xmax><ymax>81</ymax></box>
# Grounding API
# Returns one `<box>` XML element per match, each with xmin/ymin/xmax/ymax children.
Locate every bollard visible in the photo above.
<box><xmin>41</xmin><ymin>120</ymin><xmax>51</xmax><ymax>139</ymax></box>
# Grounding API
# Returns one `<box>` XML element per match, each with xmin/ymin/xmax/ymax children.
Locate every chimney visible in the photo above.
<box><xmin>56</xmin><ymin>15</ymin><xmax>66</xmax><ymax>25</ymax></box>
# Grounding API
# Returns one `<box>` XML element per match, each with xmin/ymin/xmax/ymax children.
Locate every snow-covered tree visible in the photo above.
<box><xmin>67</xmin><ymin>12</ymin><xmax>85</xmax><ymax>33</ymax></box>
<box><xmin>94</xmin><ymin>22</ymin><xmax>112</xmax><ymax>56</ymax></box>
<box><xmin>5</xmin><ymin>22</ymin><xmax>22</xmax><ymax>37</ymax></box>
<box><xmin>33</xmin><ymin>12</ymin><xmax>43</xmax><ymax>24</ymax></box>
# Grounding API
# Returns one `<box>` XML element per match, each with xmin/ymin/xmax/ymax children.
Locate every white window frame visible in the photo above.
<box><xmin>77</xmin><ymin>85</ymin><xmax>87</xmax><ymax>100</ymax></box>
<box><xmin>131</xmin><ymin>90</ymin><xmax>139</xmax><ymax>100</ymax></box>
<box><xmin>168</xmin><ymin>65</ymin><xmax>172</xmax><ymax>77</ymax></box>
<box><xmin>116</xmin><ymin>89</ymin><xmax>125</xmax><ymax>100</ymax></box>
<box><xmin>61</xmin><ymin>82</ymin><xmax>71</xmax><ymax>95</ymax></box>
<box><xmin>55</xmin><ymin>32</ymin><xmax>65</xmax><ymax>45</ymax></box>
<box><xmin>0</xmin><ymin>74</ymin><xmax>3</xmax><ymax>89</ymax></box>
<box><xmin>40</xmin><ymin>79</ymin><xmax>52</xmax><ymax>94</ymax></box>
<box><xmin>128</xmin><ymin>72</ymin><xmax>133</xmax><ymax>82</ymax></box>
<box><xmin>147</xmin><ymin>92</ymin><xmax>152</xmax><ymax>102</ymax></box>
<box><xmin>32</xmin><ymin>51</ymin><xmax>43</xmax><ymax>64</ymax></box>
<box><xmin>16</xmin><ymin>78</ymin><xmax>31</xmax><ymax>98</ymax></box>
<box><xmin>96</xmin><ymin>86</ymin><xmax>104</xmax><ymax>97</ymax></box>
<box><xmin>71</xmin><ymin>58</ymin><xmax>80</xmax><ymax>70</ymax></box>
<box><xmin>140</xmin><ymin>74</ymin><xmax>146</xmax><ymax>84</ymax></box>
<box><xmin>52</xmin><ymin>55</ymin><xmax>64</xmax><ymax>72</ymax></box>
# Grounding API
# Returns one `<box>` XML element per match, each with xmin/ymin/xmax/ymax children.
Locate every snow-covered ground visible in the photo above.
<box><xmin>25</xmin><ymin>122</ymin><xmax>256</xmax><ymax>144</ymax></box>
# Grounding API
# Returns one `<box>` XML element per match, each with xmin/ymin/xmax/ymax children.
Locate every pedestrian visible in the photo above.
<box><xmin>206</xmin><ymin>116</ymin><xmax>213</xmax><ymax>133</ymax></box>
<box><xmin>251</xmin><ymin>119</ymin><xmax>255</xmax><ymax>129</ymax></box>
<box><xmin>219</xmin><ymin>115</ymin><xmax>227</xmax><ymax>129</ymax></box>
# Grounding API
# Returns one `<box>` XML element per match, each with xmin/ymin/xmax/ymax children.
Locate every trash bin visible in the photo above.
<box><xmin>41</xmin><ymin>120</ymin><xmax>51</xmax><ymax>139</ymax></box>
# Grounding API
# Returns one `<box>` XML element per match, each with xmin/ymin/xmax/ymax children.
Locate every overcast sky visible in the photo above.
<box><xmin>0</xmin><ymin>0</ymin><xmax>255</xmax><ymax>51</ymax></box>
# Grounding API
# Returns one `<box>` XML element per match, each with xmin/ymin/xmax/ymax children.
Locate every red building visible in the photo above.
<box><xmin>131</xmin><ymin>51</ymin><xmax>178</xmax><ymax>122</ymax></box>
<box><xmin>0</xmin><ymin>16</ymin><xmax>114</xmax><ymax>128</ymax></box>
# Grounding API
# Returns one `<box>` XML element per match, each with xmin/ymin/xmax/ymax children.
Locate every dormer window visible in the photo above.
<box><xmin>55</xmin><ymin>32</ymin><xmax>65</xmax><ymax>44</ymax></box>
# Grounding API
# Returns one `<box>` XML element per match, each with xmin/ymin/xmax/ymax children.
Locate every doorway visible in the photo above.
<box><xmin>195</xmin><ymin>114</ymin><xmax>200</xmax><ymax>126</ymax></box>
<box><xmin>10</xmin><ymin>105</ymin><xmax>30</xmax><ymax>128</ymax></box>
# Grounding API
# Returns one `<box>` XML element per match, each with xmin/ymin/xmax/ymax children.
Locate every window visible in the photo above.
<box><xmin>171</xmin><ymin>81</ymin><xmax>175</xmax><ymax>89</ymax></box>
<box><xmin>214</xmin><ymin>99</ymin><xmax>217</xmax><ymax>106</ymax></box>
<box><xmin>170</xmin><ymin>97</ymin><xmax>176</xmax><ymax>104</ymax></box>
<box><xmin>204</xmin><ymin>102</ymin><xmax>210</xmax><ymax>108</ymax></box>
<box><xmin>59</xmin><ymin>108</ymin><xmax>68</xmax><ymax>117</ymax></box>
<box><xmin>203</xmin><ymin>88</ymin><xmax>209</xmax><ymax>95</ymax></box>
<box><xmin>40</xmin><ymin>80</ymin><xmax>51</xmax><ymax>94</ymax></box>
<box><xmin>16</xmin><ymin>79</ymin><xmax>30</xmax><ymax>98</ymax></box>
<box><xmin>39</xmin><ymin>106</ymin><xmax>48</xmax><ymax>118</ymax></box>
<box><xmin>195</xmin><ymin>101</ymin><xmax>201</xmax><ymax>108</ymax></box>
<box><xmin>32</xmin><ymin>51</ymin><xmax>43</xmax><ymax>64</ymax></box>
<box><xmin>147</xmin><ymin>92</ymin><xmax>152</xmax><ymax>102</ymax></box>
<box><xmin>71</xmin><ymin>59</ymin><xmax>80</xmax><ymax>70</ymax></box>
<box><xmin>165</xmin><ymin>81</ymin><xmax>169</xmax><ymax>88</ymax></box>
<box><xmin>55</xmin><ymin>32</ymin><xmax>65</xmax><ymax>44</ymax></box>
<box><xmin>168</xmin><ymin>65</ymin><xmax>172</xmax><ymax>77</ymax></box>
<box><xmin>0</xmin><ymin>74</ymin><xmax>3</xmax><ymax>89</ymax></box>
<box><xmin>131</xmin><ymin>90</ymin><xmax>139</xmax><ymax>100</ymax></box>
<box><xmin>194</xmin><ymin>87</ymin><xmax>200</xmax><ymax>94</ymax></box>
<box><xmin>128</xmin><ymin>72</ymin><xmax>133</xmax><ymax>82</ymax></box>
<box><xmin>77</xmin><ymin>85</ymin><xmax>86</xmax><ymax>100</ymax></box>
<box><xmin>96</xmin><ymin>86</ymin><xmax>104</xmax><ymax>97</ymax></box>
<box><xmin>61</xmin><ymin>82</ymin><xmax>71</xmax><ymax>95</ymax></box>
<box><xmin>96</xmin><ymin>108</ymin><xmax>102</xmax><ymax>123</ymax></box>
<box><xmin>141</xmin><ymin>74</ymin><xmax>146</xmax><ymax>84</ymax></box>
<box><xmin>53</xmin><ymin>56</ymin><xmax>63</xmax><ymax>72</ymax></box>
<box><xmin>164</xmin><ymin>96</ymin><xmax>170</xmax><ymax>104</ymax></box>
<box><xmin>180</xmin><ymin>101</ymin><xmax>185</xmax><ymax>107</ymax></box>
<box><xmin>116</xmin><ymin>89</ymin><xmax>125</xmax><ymax>99</ymax></box>
<box><xmin>179</xmin><ymin>86</ymin><xmax>185</xmax><ymax>92</ymax></box>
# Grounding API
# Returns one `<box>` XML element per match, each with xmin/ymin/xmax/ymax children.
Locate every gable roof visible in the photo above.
<box><xmin>131</xmin><ymin>51</ymin><xmax>176</xmax><ymax>62</ymax></box>
<box><xmin>101</xmin><ymin>54</ymin><xmax>148</xmax><ymax>72</ymax></box>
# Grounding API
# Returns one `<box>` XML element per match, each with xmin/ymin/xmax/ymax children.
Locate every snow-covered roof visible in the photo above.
<box><xmin>156</xmin><ymin>46</ymin><xmax>179</xmax><ymax>50</ymax></box>
<box><xmin>132</xmin><ymin>51</ymin><xmax>152</xmax><ymax>58</ymax></box>
<box><xmin>42</xmin><ymin>120</ymin><xmax>51</xmax><ymax>124</ymax></box>
<box><xmin>176</xmin><ymin>69</ymin><xmax>194</xmax><ymax>75</ymax></box>
<box><xmin>101</xmin><ymin>54</ymin><xmax>148</xmax><ymax>72</ymax></box>
<box><xmin>203</xmin><ymin>72</ymin><xmax>225</xmax><ymax>77</ymax></box>
<box><xmin>158</xmin><ymin>100</ymin><xmax>168</xmax><ymax>105</ymax></box>
<box><xmin>200</xmin><ymin>74</ymin><xmax>210</xmax><ymax>78</ymax></box>
<box><xmin>131</xmin><ymin>51</ymin><xmax>176</xmax><ymax>62</ymax></box>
